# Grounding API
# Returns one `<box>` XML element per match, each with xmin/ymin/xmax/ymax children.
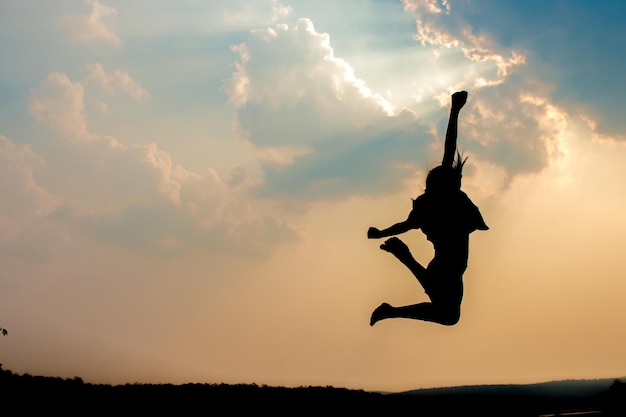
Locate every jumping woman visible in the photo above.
<box><xmin>368</xmin><ymin>91</ymin><xmax>488</xmax><ymax>326</ymax></box>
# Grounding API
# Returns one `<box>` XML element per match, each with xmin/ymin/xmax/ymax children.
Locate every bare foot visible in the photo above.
<box><xmin>370</xmin><ymin>302</ymin><xmax>393</xmax><ymax>326</ymax></box>
<box><xmin>380</xmin><ymin>237</ymin><xmax>412</xmax><ymax>262</ymax></box>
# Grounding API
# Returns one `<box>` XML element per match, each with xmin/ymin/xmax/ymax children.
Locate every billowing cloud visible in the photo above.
<box><xmin>226</xmin><ymin>19</ymin><xmax>436</xmax><ymax>201</ymax></box>
<box><xmin>67</xmin><ymin>0</ymin><xmax>120</xmax><ymax>46</ymax></box>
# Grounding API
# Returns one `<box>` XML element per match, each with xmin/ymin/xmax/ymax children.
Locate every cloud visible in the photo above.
<box><xmin>403</xmin><ymin>0</ymin><xmax>451</xmax><ymax>15</ymax></box>
<box><xmin>74</xmin><ymin>158</ymin><xmax>297</xmax><ymax>255</ymax></box>
<box><xmin>0</xmin><ymin>135</ymin><xmax>73</xmax><ymax>266</ymax></box>
<box><xmin>224</xmin><ymin>13</ymin><xmax>579</xmax><ymax>205</ymax></box>
<box><xmin>67</xmin><ymin>0</ymin><xmax>120</xmax><ymax>46</ymax></box>
<box><xmin>460</xmin><ymin>83</ymin><xmax>568</xmax><ymax>174</ymax></box>
<box><xmin>29</xmin><ymin>73</ymin><xmax>94</xmax><ymax>141</ymax></box>
<box><xmin>87</xmin><ymin>64</ymin><xmax>149</xmax><ymax>102</ymax></box>
<box><xmin>223</xmin><ymin>15</ymin><xmax>567</xmax><ymax>203</ymax></box>
<box><xmin>389</xmin><ymin>0</ymin><xmax>587</xmax><ymax>194</ymax></box>
<box><xmin>271</xmin><ymin>0</ymin><xmax>292</xmax><ymax>22</ymax></box>
<box><xmin>223</xmin><ymin>8</ymin><xmax>595</xmax><ymax>208</ymax></box>
<box><xmin>26</xmin><ymin>71</ymin><xmax>298</xmax><ymax>255</ymax></box>
<box><xmin>403</xmin><ymin>0</ymin><xmax>525</xmax><ymax>88</ymax></box>
<box><xmin>226</xmin><ymin>19</ymin><xmax>436</xmax><ymax>201</ymax></box>
<box><xmin>0</xmin><ymin>136</ymin><xmax>60</xmax><ymax>245</ymax></box>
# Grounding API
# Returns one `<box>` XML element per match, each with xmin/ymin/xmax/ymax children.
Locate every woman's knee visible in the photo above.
<box><xmin>438</xmin><ymin>305</ymin><xmax>461</xmax><ymax>326</ymax></box>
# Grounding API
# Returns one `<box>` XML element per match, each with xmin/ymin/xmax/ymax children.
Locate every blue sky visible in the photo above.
<box><xmin>1</xmin><ymin>0</ymin><xmax>626</xmax><ymax>391</ymax></box>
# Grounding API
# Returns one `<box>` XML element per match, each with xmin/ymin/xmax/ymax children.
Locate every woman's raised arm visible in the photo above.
<box><xmin>442</xmin><ymin>91</ymin><xmax>468</xmax><ymax>167</ymax></box>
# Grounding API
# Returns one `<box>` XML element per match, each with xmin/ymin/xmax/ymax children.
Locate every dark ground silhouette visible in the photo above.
<box><xmin>1</xmin><ymin>365</ymin><xmax>625</xmax><ymax>416</ymax></box>
<box><xmin>369</xmin><ymin>91</ymin><xmax>488</xmax><ymax>327</ymax></box>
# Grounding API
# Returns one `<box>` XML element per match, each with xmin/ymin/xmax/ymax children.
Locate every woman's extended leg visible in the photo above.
<box><xmin>370</xmin><ymin>301</ymin><xmax>461</xmax><ymax>326</ymax></box>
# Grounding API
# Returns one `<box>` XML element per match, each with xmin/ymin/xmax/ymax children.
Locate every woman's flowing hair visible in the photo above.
<box><xmin>453</xmin><ymin>150</ymin><xmax>468</xmax><ymax>180</ymax></box>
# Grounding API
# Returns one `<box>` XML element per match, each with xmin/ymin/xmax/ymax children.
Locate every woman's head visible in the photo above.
<box><xmin>425</xmin><ymin>152</ymin><xmax>466</xmax><ymax>194</ymax></box>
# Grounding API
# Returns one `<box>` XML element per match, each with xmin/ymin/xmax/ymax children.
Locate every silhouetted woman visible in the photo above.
<box><xmin>368</xmin><ymin>91</ymin><xmax>488</xmax><ymax>326</ymax></box>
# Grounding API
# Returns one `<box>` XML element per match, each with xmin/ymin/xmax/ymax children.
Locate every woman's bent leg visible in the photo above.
<box><xmin>380</xmin><ymin>237</ymin><xmax>430</xmax><ymax>289</ymax></box>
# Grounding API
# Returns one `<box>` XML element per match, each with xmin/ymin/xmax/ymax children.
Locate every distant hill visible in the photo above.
<box><xmin>395</xmin><ymin>378</ymin><xmax>626</xmax><ymax>416</ymax></box>
<box><xmin>401</xmin><ymin>377</ymin><xmax>624</xmax><ymax>397</ymax></box>
<box><xmin>1</xmin><ymin>365</ymin><xmax>625</xmax><ymax>416</ymax></box>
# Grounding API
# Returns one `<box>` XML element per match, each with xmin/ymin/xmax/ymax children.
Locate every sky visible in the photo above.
<box><xmin>1</xmin><ymin>0</ymin><xmax>626</xmax><ymax>392</ymax></box>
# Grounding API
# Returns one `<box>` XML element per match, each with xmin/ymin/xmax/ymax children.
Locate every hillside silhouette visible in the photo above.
<box><xmin>1</xmin><ymin>365</ymin><xmax>625</xmax><ymax>415</ymax></box>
